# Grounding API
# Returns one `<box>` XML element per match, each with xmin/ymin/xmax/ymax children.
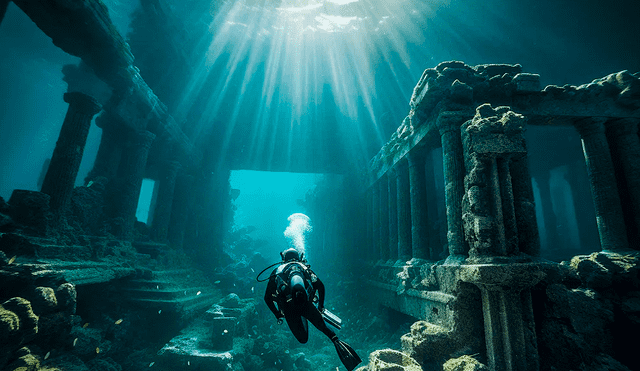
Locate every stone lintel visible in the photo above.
<box><xmin>458</xmin><ymin>262</ymin><xmax>546</xmax><ymax>290</ymax></box>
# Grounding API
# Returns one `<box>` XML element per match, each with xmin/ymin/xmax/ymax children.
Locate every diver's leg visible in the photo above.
<box><xmin>283</xmin><ymin>308</ymin><xmax>309</xmax><ymax>343</ymax></box>
<box><xmin>302</xmin><ymin>301</ymin><xmax>336</xmax><ymax>340</ymax></box>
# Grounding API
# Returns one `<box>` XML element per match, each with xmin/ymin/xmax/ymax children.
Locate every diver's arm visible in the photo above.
<box><xmin>264</xmin><ymin>279</ymin><xmax>283</xmax><ymax>319</ymax></box>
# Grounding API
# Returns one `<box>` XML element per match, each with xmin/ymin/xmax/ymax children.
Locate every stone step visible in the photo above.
<box><xmin>121</xmin><ymin>286</ymin><xmax>214</xmax><ymax>301</ymax></box>
<box><xmin>129</xmin><ymin>291</ymin><xmax>220</xmax><ymax>314</ymax></box>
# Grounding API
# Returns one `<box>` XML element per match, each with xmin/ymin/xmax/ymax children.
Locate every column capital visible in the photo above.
<box><xmin>573</xmin><ymin>116</ymin><xmax>608</xmax><ymax>138</ymax></box>
<box><xmin>605</xmin><ymin>117</ymin><xmax>640</xmax><ymax>138</ymax></box>
<box><xmin>63</xmin><ymin>92</ymin><xmax>102</xmax><ymax>115</ymax></box>
<box><xmin>436</xmin><ymin>111</ymin><xmax>473</xmax><ymax>135</ymax></box>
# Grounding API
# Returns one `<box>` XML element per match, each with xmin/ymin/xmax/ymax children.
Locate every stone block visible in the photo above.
<box><xmin>368</xmin><ymin>349</ymin><xmax>421</xmax><ymax>371</ymax></box>
<box><xmin>8</xmin><ymin>190</ymin><xmax>51</xmax><ymax>235</ymax></box>
<box><xmin>513</xmin><ymin>73</ymin><xmax>540</xmax><ymax>92</ymax></box>
<box><xmin>31</xmin><ymin>286</ymin><xmax>58</xmax><ymax>315</ymax></box>
<box><xmin>211</xmin><ymin>317</ymin><xmax>236</xmax><ymax>350</ymax></box>
<box><xmin>56</xmin><ymin>283</ymin><xmax>77</xmax><ymax>314</ymax></box>
<box><xmin>443</xmin><ymin>355</ymin><xmax>488</xmax><ymax>371</ymax></box>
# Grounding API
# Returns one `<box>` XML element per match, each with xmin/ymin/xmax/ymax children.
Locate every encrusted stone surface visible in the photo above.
<box><xmin>443</xmin><ymin>355</ymin><xmax>488</xmax><ymax>371</ymax></box>
<box><xmin>368</xmin><ymin>349</ymin><xmax>422</xmax><ymax>371</ymax></box>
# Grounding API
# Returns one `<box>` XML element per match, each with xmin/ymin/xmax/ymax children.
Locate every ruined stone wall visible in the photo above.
<box><xmin>362</xmin><ymin>61</ymin><xmax>640</xmax><ymax>371</ymax></box>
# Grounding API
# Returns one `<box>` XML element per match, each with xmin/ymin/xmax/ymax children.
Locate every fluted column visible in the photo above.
<box><xmin>424</xmin><ymin>149</ymin><xmax>442</xmax><ymax>260</ymax></box>
<box><xmin>379</xmin><ymin>176</ymin><xmax>390</xmax><ymax>262</ymax></box>
<box><xmin>168</xmin><ymin>172</ymin><xmax>195</xmax><ymax>250</ymax></box>
<box><xmin>396</xmin><ymin>158</ymin><xmax>412</xmax><ymax>263</ymax></box>
<box><xmin>606</xmin><ymin>118</ymin><xmax>640</xmax><ymax>244</ymax></box>
<box><xmin>388</xmin><ymin>169</ymin><xmax>399</xmax><ymax>262</ymax></box>
<box><xmin>437</xmin><ymin>111</ymin><xmax>471</xmax><ymax>258</ymax></box>
<box><xmin>86</xmin><ymin>112</ymin><xmax>124</xmax><ymax>183</ymax></box>
<box><xmin>408</xmin><ymin>149</ymin><xmax>430</xmax><ymax>261</ymax></box>
<box><xmin>41</xmin><ymin>92</ymin><xmax>102</xmax><ymax>223</ymax></box>
<box><xmin>573</xmin><ymin>117</ymin><xmax>628</xmax><ymax>251</ymax></box>
<box><xmin>112</xmin><ymin>130</ymin><xmax>156</xmax><ymax>240</ymax></box>
<box><xmin>151</xmin><ymin>161</ymin><xmax>181</xmax><ymax>242</ymax></box>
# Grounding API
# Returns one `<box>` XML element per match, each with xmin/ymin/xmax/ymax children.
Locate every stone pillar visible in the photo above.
<box><xmin>112</xmin><ymin>130</ymin><xmax>156</xmax><ymax>240</ymax></box>
<box><xmin>437</xmin><ymin>111</ymin><xmax>471</xmax><ymax>258</ymax></box>
<box><xmin>460</xmin><ymin>264</ymin><xmax>543</xmax><ymax>371</ymax></box>
<box><xmin>396</xmin><ymin>158</ymin><xmax>412</xmax><ymax>263</ymax></box>
<box><xmin>86</xmin><ymin>112</ymin><xmax>124</xmax><ymax>183</ymax></box>
<box><xmin>379</xmin><ymin>176</ymin><xmax>390</xmax><ymax>262</ymax></box>
<box><xmin>461</xmin><ymin>105</ymin><xmax>527</xmax><ymax>260</ymax></box>
<box><xmin>533</xmin><ymin>172</ymin><xmax>561</xmax><ymax>252</ymax></box>
<box><xmin>606</xmin><ymin>118</ymin><xmax>640</xmax><ymax>244</ymax></box>
<box><xmin>424</xmin><ymin>149</ymin><xmax>442</xmax><ymax>260</ymax></box>
<box><xmin>372</xmin><ymin>181</ymin><xmax>382</xmax><ymax>261</ymax></box>
<box><xmin>40</xmin><ymin>92</ymin><xmax>102</xmax><ymax>223</ymax></box>
<box><xmin>168</xmin><ymin>172</ymin><xmax>195</xmax><ymax>250</ymax></box>
<box><xmin>408</xmin><ymin>149</ymin><xmax>430</xmax><ymax>261</ymax></box>
<box><xmin>388</xmin><ymin>169</ymin><xmax>399</xmax><ymax>262</ymax></box>
<box><xmin>151</xmin><ymin>161</ymin><xmax>181</xmax><ymax>242</ymax></box>
<box><xmin>573</xmin><ymin>117</ymin><xmax>629</xmax><ymax>252</ymax></box>
<box><xmin>510</xmin><ymin>153</ymin><xmax>540</xmax><ymax>256</ymax></box>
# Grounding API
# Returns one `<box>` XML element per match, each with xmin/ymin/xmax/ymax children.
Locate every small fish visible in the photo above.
<box><xmin>156</xmin><ymin>285</ymin><xmax>159</xmax><ymax>289</ymax></box>
<box><xmin>250</xmin><ymin>268</ymin><xmax>255</xmax><ymax>272</ymax></box>
<box><xmin>188</xmin><ymin>361</ymin><xmax>190</xmax><ymax>366</ymax></box>
<box><xmin>83</xmin><ymin>323</ymin><xmax>89</xmax><ymax>328</ymax></box>
<box><xmin>214</xmin><ymin>280</ymin><xmax>221</xmax><ymax>284</ymax></box>
<box><xmin>184</xmin><ymin>291</ymin><xmax>187</xmax><ymax>295</ymax></box>
<box><xmin>87</xmin><ymin>181</ymin><xmax>94</xmax><ymax>187</ymax></box>
<box><xmin>115</xmin><ymin>319</ymin><xmax>123</xmax><ymax>325</ymax></box>
<box><xmin>73</xmin><ymin>338</ymin><xmax>78</xmax><ymax>347</ymax></box>
<box><xmin>251</xmin><ymin>287</ymin><xmax>254</xmax><ymax>293</ymax></box>
<box><xmin>8</xmin><ymin>256</ymin><xmax>16</xmax><ymax>265</ymax></box>
<box><xmin>196</xmin><ymin>291</ymin><xmax>201</xmax><ymax>296</ymax></box>
<box><xmin>158</xmin><ymin>310</ymin><xmax>162</xmax><ymax>314</ymax></box>
<box><xmin>149</xmin><ymin>362</ymin><xmax>155</xmax><ymax>367</ymax></box>
<box><xmin>223</xmin><ymin>329</ymin><xmax>228</xmax><ymax>333</ymax></box>
<box><xmin>96</xmin><ymin>347</ymin><xmax>100</xmax><ymax>354</ymax></box>
<box><xmin>44</xmin><ymin>351</ymin><xmax>50</xmax><ymax>360</ymax></box>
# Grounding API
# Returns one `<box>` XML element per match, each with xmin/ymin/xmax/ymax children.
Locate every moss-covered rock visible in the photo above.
<box><xmin>31</xmin><ymin>287</ymin><xmax>58</xmax><ymax>315</ymax></box>
<box><xmin>368</xmin><ymin>349</ymin><xmax>421</xmax><ymax>371</ymax></box>
<box><xmin>443</xmin><ymin>355</ymin><xmax>488</xmax><ymax>371</ymax></box>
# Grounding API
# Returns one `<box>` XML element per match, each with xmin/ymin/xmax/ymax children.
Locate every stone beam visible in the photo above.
<box><xmin>13</xmin><ymin>0</ymin><xmax>201</xmax><ymax>168</ymax></box>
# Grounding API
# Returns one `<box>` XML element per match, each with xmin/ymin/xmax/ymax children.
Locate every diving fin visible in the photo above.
<box><xmin>332</xmin><ymin>338</ymin><xmax>362</xmax><ymax>371</ymax></box>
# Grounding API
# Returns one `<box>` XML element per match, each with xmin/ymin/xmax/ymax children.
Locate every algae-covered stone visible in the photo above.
<box><xmin>219</xmin><ymin>293</ymin><xmax>241</xmax><ymax>308</ymax></box>
<box><xmin>1</xmin><ymin>298</ymin><xmax>38</xmax><ymax>344</ymax></box>
<box><xmin>368</xmin><ymin>349</ymin><xmax>421</xmax><ymax>371</ymax></box>
<box><xmin>443</xmin><ymin>355</ymin><xmax>488</xmax><ymax>371</ymax></box>
<box><xmin>56</xmin><ymin>283</ymin><xmax>77</xmax><ymax>314</ymax></box>
<box><xmin>401</xmin><ymin>321</ymin><xmax>452</xmax><ymax>363</ymax></box>
<box><xmin>32</xmin><ymin>287</ymin><xmax>58</xmax><ymax>315</ymax></box>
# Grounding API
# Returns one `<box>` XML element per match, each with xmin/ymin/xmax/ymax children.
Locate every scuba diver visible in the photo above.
<box><xmin>259</xmin><ymin>248</ymin><xmax>362</xmax><ymax>371</ymax></box>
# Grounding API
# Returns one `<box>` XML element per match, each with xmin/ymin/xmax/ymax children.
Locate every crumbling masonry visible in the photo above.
<box><xmin>1</xmin><ymin>1</ymin><xmax>640</xmax><ymax>371</ymax></box>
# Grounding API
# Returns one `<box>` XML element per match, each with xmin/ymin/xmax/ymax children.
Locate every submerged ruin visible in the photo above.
<box><xmin>1</xmin><ymin>1</ymin><xmax>640</xmax><ymax>371</ymax></box>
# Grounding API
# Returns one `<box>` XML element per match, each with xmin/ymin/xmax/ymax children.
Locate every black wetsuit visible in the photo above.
<box><xmin>264</xmin><ymin>262</ymin><xmax>336</xmax><ymax>343</ymax></box>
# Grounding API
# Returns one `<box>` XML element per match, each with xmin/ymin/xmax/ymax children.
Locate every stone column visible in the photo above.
<box><xmin>573</xmin><ymin>117</ymin><xmax>629</xmax><ymax>252</ymax></box>
<box><xmin>151</xmin><ymin>161</ymin><xmax>181</xmax><ymax>242</ymax></box>
<box><xmin>461</xmin><ymin>105</ymin><xmax>527</xmax><ymax>260</ymax></box>
<box><xmin>510</xmin><ymin>153</ymin><xmax>540</xmax><ymax>256</ymax></box>
<box><xmin>437</xmin><ymin>111</ymin><xmax>471</xmax><ymax>258</ymax></box>
<box><xmin>533</xmin><ymin>171</ymin><xmax>561</xmax><ymax>252</ymax></box>
<box><xmin>86</xmin><ymin>112</ymin><xmax>124</xmax><ymax>183</ymax></box>
<box><xmin>396</xmin><ymin>158</ymin><xmax>412</xmax><ymax>263</ymax></box>
<box><xmin>379</xmin><ymin>175</ymin><xmax>390</xmax><ymax>262</ymax></box>
<box><xmin>372</xmin><ymin>181</ymin><xmax>382</xmax><ymax>261</ymax></box>
<box><xmin>606</xmin><ymin>118</ymin><xmax>640</xmax><ymax>243</ymax></box>
<box><xmin>424</xmin><ymin>149</ymin><xmax>442</xmax><ymax>260</ymax></box>
<box><xmin>41</xmin><ymin>92</ymin><xmax>102</xmax><ymax>223</ymax></box>
<box><xmin>112</xmin><ymin>130</ymin><xmax>156</xmax><ymax>240</ymax></box>
<box><xmin>408</xmin><ymin>149</ymin><xmax>430</xmax><ymax>261</ymax></box>
<box><xmin>460</xmin><ymin>264</ymin><xmax>543</xmax><ymax>371</ymax></box>
<box><xmin>388</xmin><ymin>169</ymin><xmax>399</xmax><ymax>262</ymax></box>
<box><xmin>168</xmin><ymin>172</ymin><xmax>195</xmax><ymax>250</ymax></box>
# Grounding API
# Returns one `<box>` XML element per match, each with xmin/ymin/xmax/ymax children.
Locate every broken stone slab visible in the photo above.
<box><xmin>443</xmin><ymin>355</ymin><xmax>488</xmax><ymax>371</ymax></box>
<box><xmin>211</xmin><ymin>317</ymin><xmax>236</xmax><ymax>351</ymax></box>
<box><xmin>368</xmin><ymin>349</ymin><xmax>422</xmax><ymax>371</ymax></box>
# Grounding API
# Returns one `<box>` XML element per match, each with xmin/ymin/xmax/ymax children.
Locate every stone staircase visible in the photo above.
<box><xmin>121</xmin><ymin>269</ymin><xmax>221</xmax><ymax>320</ymax></box>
